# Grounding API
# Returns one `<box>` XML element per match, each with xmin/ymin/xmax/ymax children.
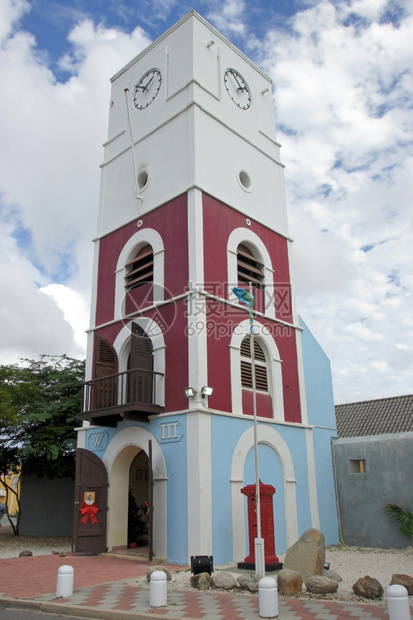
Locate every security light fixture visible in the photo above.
<box><xmin>184</xmin><ymin>387</ymin><xmax>196</xmax><ymax>398</ymax></box>
<box><xmin>191</xmin><ymin>555</ymin><xmax>213</xmax><ymax>575</ymax></box>
<box><xmin>201</xmin><ymin>386</ymin><xmax>213</xmax><ymax>397</ymax></box>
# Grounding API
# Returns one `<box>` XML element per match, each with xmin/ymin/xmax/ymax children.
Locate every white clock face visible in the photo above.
<box><xmin>133</xmin><ymin>69</ymin><xmax>162</xmax><ymax>110</ymax></box>
<box><xmin>224</xmin><ymin>68</ymin><xmax>252</xmax><ymax>110</ymax></box>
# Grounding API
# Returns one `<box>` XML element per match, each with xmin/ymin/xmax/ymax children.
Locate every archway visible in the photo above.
<box><xmin>230</xmin><ymin>425</ymin><xmax>298</xmax><ymax>562</ymax></box>
<box><xmin>103</xmin><ymin>427</ymin><xmax>167</xmax><ymax>559</ymax></box>
<box><xmin>128</xmin><ymin>450</ymin><xmax>150</xmax><ymax>552</ymax></box>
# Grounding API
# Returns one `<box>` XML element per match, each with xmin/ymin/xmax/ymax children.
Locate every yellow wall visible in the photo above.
<box><xmin>0</xmin><ymin>473</ymin><xmax>20</xmax><ymax>515</ymax></box>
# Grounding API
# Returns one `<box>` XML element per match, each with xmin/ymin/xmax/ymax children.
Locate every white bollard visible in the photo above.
<box><xmin>259</xmin><ymin>576</ymin><xmax>278</xmax><ymax>618</ymax></box>
<box><xmin>56</xmin><ymin>565</ymin><xmax>74</xmax><ymax>598</ymax></box>
<box><xmin>387</xmin><ymin>584</ymin><xmax>411</xmax><ymax>620</ymax></box>
<box><xmin>150</xmin><ymin>570</ymin><xmax>167</xmax><ymax>607</ymax></box>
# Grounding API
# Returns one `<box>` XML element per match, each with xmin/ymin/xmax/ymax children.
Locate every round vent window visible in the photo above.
<box><xmin>238</xmin><ymin>169</ymin><xmax>252</xmax><ymax>192</ymax></box>
<box><xmin>137</xmin><ymin>169</ymin><xmax>149</xmax><ymax>191</ymax></box>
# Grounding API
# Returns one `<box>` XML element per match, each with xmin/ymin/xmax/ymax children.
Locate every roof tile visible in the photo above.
<box><xmin>335</xmin><ymin>394</ymin><xmax>413</xmax><ymax>438</ymax></box>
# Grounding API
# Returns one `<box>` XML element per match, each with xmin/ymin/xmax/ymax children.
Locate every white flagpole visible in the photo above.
<box><xmin>124</xmin><ymin>89</ymin><xmax>142</xmax><ymax>214</ymax></box>
<box><xmin>249</xmin><ymin>282</ymin><xmax>265</xmax><ymax>578</ymax></box>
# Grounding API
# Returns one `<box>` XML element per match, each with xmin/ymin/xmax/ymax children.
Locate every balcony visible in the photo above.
<box><xmin>79</xmin><ymin>368</ymin><xmax>164</xmax><ymax>427</ymax></box>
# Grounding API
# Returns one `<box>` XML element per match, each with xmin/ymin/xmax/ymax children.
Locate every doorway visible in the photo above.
<box><xmin>128</xmin><ymin>450</ymin><xmax>149</xmax><ymax>552</ymax></box>
<box><xmin>103</xmin><ymin>427</ymin><xmax>167</xmax><ymax>559</ymax></box>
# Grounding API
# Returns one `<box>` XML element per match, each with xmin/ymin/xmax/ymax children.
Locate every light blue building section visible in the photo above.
<box><xmin>84</xmin><ymin>318</ymin><xmax>339</xmax><ymax>565</ymax></box>
<box><xmin>299</xmin><ymin>317</ymin><xmax>340</xmax><ymax>545</ymax></box>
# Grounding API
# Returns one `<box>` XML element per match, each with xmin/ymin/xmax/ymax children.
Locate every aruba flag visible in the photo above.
<box><xmin>232</xmin><ymin>287</ymin><xmax>255</xmax><ymax>333</ymax></box>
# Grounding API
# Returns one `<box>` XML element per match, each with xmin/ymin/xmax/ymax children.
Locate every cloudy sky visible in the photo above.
<box><xmin>1</xmin><ymin>0</ymin><xmax>412</xmax><ymax>404</ymax></box>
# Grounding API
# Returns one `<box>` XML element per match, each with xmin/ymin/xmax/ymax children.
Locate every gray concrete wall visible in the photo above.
<box><xmin>19</xmin><ymin>474</ymin><xmax>74</xmax><ymax>537</ymax></box>
<box><xmin>333</xmin><ymin>432</ymin><xmax>413</xmax><ymax>548</ymax></box>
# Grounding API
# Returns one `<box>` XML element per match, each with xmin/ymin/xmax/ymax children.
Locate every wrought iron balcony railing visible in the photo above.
<box><xmin>79</xmin><ymin>368</ymin><xmax>164</xmax><ymax>427</ymax></box>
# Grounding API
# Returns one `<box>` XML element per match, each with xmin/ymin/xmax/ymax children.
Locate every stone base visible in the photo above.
<box><xmin>237</xmin><ymin>560</ymin><xmax>283</xmax><ymax>572</ymax></box>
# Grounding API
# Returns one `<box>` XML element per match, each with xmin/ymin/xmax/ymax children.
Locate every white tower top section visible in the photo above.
<box><xmin>97</xmin><ymin>11</ymin><xmax>289</xmax><ymax>238</ymax></box>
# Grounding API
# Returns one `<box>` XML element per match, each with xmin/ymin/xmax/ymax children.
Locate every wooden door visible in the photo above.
<box><xmin>73</xmin><ymin>448</ymin><xmax>108</xmax><ymax>553</ymax></box>
<box><xmin>94</xmin><ymin>336</ymin><xmax>118</xmax><ymax>409</ymax></box>
<box><xmin>128</xmin><ymin>324</ymin><xmax>153</xmax><ymax>404</ymax></box>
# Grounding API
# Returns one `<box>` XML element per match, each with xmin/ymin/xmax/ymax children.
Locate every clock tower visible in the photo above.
<box><xmin>74</xmin><ymin>11</ymin><xmax>339</xmax><ymax>565</ymax></box>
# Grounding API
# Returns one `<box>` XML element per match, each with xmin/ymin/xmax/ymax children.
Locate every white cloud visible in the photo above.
<box><xmin>207</xmin><ymin>0</ymin><xmax>246</xmax><ymax>36</ymax></box>
<box><xmin>262</xmin><ymin>0</ymin><xmax>413</xmax><ymax>402</ymax></box>
<box><xmin>0</xmin><ymin>8</ymin><xmax>152</xmax><ymax>365</ymax></box>
<box><xmin>39</xmin><ymin>283</ymin><xmax>90</xmax><ymax>351</ymax></box>
<box><xmin>0</xmin><ymin>0</ymin><xmax>29</xmax><ymax>43</ymax></box>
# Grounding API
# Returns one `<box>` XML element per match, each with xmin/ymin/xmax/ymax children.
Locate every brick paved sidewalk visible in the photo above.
<box><xmin>0</xmin><ymin>553</ymin><xmax>408</xmax><ymax>619</ymax></box>
<box><xmin>30</xmin><ymin>579</ymin><xmax>395</xmax><ymax>619</ymax></box>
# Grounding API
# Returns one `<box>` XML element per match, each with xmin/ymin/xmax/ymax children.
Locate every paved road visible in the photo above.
<box><xmin>0</xmin><ymin>602</ymin><xmax>83</xmax><ymax>619</ymax></box>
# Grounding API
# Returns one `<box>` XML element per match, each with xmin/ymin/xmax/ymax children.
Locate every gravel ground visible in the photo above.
<box><xmin>1</xmin><ymin>521</ymin><xmax>412</xmax><ymax>607</ymax></box>
<box><xmin>134</xmin><ymin>544</ymin><xmax>413</xmax><ymax>607</ymax></box>
<box><xmin>0</xmin><ymin>520</ymin><xmax>73</xmax><ymax>558</ymax></box>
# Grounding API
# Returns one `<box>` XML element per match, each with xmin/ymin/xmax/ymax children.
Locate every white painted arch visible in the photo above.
<box><xmin>227</xmin><ymin>227</ymin><xmax>275</xmax><ymax>319</ymax></box>
<box><xmin>103</xmin><ymin>426</ymin><xmax>167</xmax><ymax>558</ymax></box>
<box><xmin>114</xmin><ymin>227</ymin><xmax>165</xmax><ymax>320</ymax></box>
<box><xmin>230</xmin><ymin>424</ymin><xmax>298</xmax><ymax>562</ymax></box>
<box><xmin>113</xmin><ymin>317</ymin><xmax>166</xmax><ymax>406</ymax></box>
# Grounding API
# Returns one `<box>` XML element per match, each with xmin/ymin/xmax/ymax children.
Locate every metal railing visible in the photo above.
<box><xmin>82</xmin><ymin>368</ymin><xmax>164</xmax><ymax>414</ymax></box>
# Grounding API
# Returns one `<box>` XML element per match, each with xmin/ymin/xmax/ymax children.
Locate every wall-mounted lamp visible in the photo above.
<box><xmin>191</xmin><ymin>555</ymin><xmax>213</xmax><ymax>575</ymax></box>
<box><xmin>261</xmin><ymin>87</ymin><xmax>269</xmax><ymax>94</ymax></box>
<box><xmin>184</xmin><ymin>386</ymin><xmax>213</xmax><ymax>399</ymax></box>
<box><xmin>206</xmin><ymin>40</ymin><xmax>215</xmax><ymax>48</ymax></box>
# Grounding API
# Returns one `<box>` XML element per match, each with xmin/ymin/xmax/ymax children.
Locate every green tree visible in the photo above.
<box><xmin>0</xmin><ymin>355</ymin><xmax>85</xmax><ymax>534</ymax></box>
<box><xmin>384</xmin><ymin>503</ymin><xmax>413</xmax><ymax>541</ymax></box>
<box><xmin>127</xmin><ymin>488</ymin><xmax>148</xmax><ymax>547</ymax></box>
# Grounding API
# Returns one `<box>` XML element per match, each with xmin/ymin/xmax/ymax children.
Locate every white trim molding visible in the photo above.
<box><xmin>186</xmin><ymin>411</ymin><xmax>212</xmax><ymax>561</ymax></box>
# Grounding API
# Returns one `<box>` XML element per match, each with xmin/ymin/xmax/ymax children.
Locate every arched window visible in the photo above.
<box><xmin>237</xmin><ymin>243</ymin><xmax>264</xmax><ymax>289</ymax></box>
<box><xmin>124</xmin><ymin>244</ymin><xmax>154</xmax><ymax>291</ymax></box>
<box><xmin>240</xmin><ymin>335</ymin><xmax>268</xmax><ymax>392</ymax></box>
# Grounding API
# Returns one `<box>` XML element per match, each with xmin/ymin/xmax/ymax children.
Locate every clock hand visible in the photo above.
<box><xmin>144</xmin><ymin>75</ymin><xmax>155</xmax><ymax>91</ymax></box>
<box><xmin>231</xmin><ymin>71</ymin><xmax>244</xmax><ymax>90</ymax></box>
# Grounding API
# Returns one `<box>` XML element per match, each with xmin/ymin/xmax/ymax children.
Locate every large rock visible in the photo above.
<box><xmin>237</xmin><ymin>575</ymin><xmax>260</xmax><ymax>592</ymax></box>
<box><xmin>19</xmin><ymin>550</ymin><xmax>33</xmax><ymax>557</ymax></box>
<box><xmin>283</xmin><ymin>529</ymin><xmax>325</xmax><ymax>581</ymax></box>
<box><xmin>277</xmin><ymin>569</ymin><xmax>303</xmax><ymax>595</ymax></box>
<box><xmin>322</xmin><ymin>568</ymin><xmax>342</xmax><ymax>583</ymax></box>
<box><xmin>390</xmin><ymin>574</ymin><xmax>413</xmax><ymax>595</ymax></box>
<box><xmin>352</xmin><ymin>576</ymin><xmax>383</xmax><ymax>599</ymax></box>
<box><xmin>213</xmin><ymin>571</ymin><xmax>237</xmax><ymax>590</ymax></box>
<box><xmin>190</xmin><ymin>572</ymin><xmax>213</xmax><ymax>590</ymax></box>
<box><xmin>305</xmin><ymin>575</ymin><xmax>339</xmax><ymax>594</ymax></box>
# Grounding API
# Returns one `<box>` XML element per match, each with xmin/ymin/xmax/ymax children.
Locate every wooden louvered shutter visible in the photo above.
<box><xmin>240</xmin><ymin>336</ymin><xmax>268</xmax><ymax>392</ymax></box>
<box><xmin>237</xmin><ymin>243</ymin><xmax>264</xmax><ymax>288</ymax></box>
<box><xmin>128</xmin><ymin>324</ymin><xmax>153</xmax><ymax>404</ymax></box>
<box><xmin>95</xmin><ymin>337</ymin><xmax>118</xmax><ymax>408</ymax></box>
<box><xmin>125</xmin><ymin>245</ymin><xmax>154</xmax><ymax>290</ymax></box>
